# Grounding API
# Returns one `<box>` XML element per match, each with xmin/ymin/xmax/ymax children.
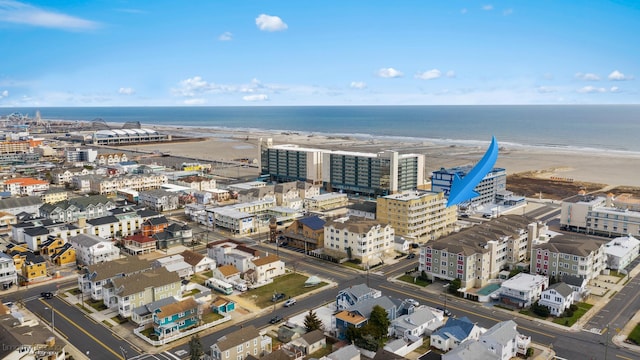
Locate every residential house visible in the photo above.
<box><xmin>40</xmin><ymin>188</ymin><xmax>69</xmax><ymax>205</ymax></box>
<box><xmin>282</xmin><ymin>216</ymin><xmax>325</xmax><ymax>253</ymax></box>
<box><xmin>39</xmin><ymin>195</ymin><xmax>116</xmax><ymax>223</ymax></box>
<box><xmin>153</xmin><ymin>255</ymin><xmax>194</xmax><ymax>279</ymax></box>
<box><xmin>0</xmin><ymin>309</ymin><xmax>67</xmax><ymax>360</ymax></box>
<box><xmin>88</xmin><ymin>173</ymin><xmax>168</xmax><ymax>195</ymax></box>
<box><xmin>288</xmin><ymin>329</ymin><xmax>326</xmax><ymax>357</ymax></box>
<box><xmin>50</xmin><ymin>243</ymin><xmax>76</xmax><ymax>267</ymax></box>
<box><xmin>207</xmin><ymin>239</ymin><xmax>261</xmax><ymax>273</ymax></box>
<box><xmin>131</xmin><ymin>297</ymin><xmax>178</xmax><ymax>326</ymax></box>
<box><xmin>0</xmin><ymin>196</ymin><xmax>42</xmax><ymax>216</ymax></box>
<box><xmin>122</xmin><ymin>234</ymin><xmax>157</xmax><ymax>255</ymax></box>
<box><xmin>334</xmin><ymin>310</ymin><xmax>368</xmax><ymax>340</ymax></box>
<box><xmin>324</xmin><ymin>217</ymin><xmax>394</xmax><ymax>265</ymax></box>
<box><xmin>211</xmin><ymin>296</ymin><xmax>236</xmax><ymax>314</ymax></box>
<box><xmin>430</xmin><ymin>317</ymin><xmax>484</xmax><ymax>352</ymax></box>
<box><xmin>39</xmin><ymin>237</ymin><xmax>66</xmax><ymax>257</ymax></box>
<box><xmin>69</xmin><ymin>234</ymin><xmax>120</xmax><ymax>266</ymax></box>
<box><xmin>142</xmin><ymin>216</ymin><xmax>169</xmax><ymax>236</ymax></box>
<box><xmin>347</xmin><ymin>201</ymin><xmax>377</xmax><ymax>220</ymax></box>
<box><xmin>0</xmin><ymin>211</ymin><xmax>16</xmax><ymax>235</ymax></box>
<box><xmin>245</xmin><ymin>254</ymin><xmax>285</xmax><ymax>285</ymax></box>
<box><xmin>393</xmin><ymin>236</ymin><xmax>410</xmax><ymax>253</ymax></box>
<box><xmin>21</xmin><ymin>252</ymin><xmax>47</xmax><ymax>283</ymax></box>
<box><xmin>22</xmin><ymin>223</ymin><xmax>82</xmax><ymax>251</ymax></box>
<box><xmin>50</xmin><ymin>167</ymin><xmax>92</xmax><ymax>184</ymax></box>
<box><xmin>0</xmin><ymin>252</ymin><xmax>17</xmax><ymax>289</ymax></box>
<box><xmin>72</xmin><ymin>174</ymin><xmax>92</xmax><ymax>193</ymax></box>
<box><xmin>323</xmin><ymin>344</ymin><xmax>360</xmax><ymax>360</ymax></box>
<box><xmin>335</xmin><ymin>295</ymin><xmax>398</xmax><ymax>340</ymax></box>
<box><xmin>499</xmin><ymin>273</ymin><xmax>549</xmax><ymax>308</ymax></box>
<box><xmin>78</xmin><ymin>258</ymin><xmax>154</xmax><ymax>302</ymax></box>
<box><xmin>153</xmin><ymin>297</ymin><xmax>200</xmax><ymax>339</ymax></box>
<box><xmin>336</xmin><ymin>284</ymin><xmax>382</xmax><ymax>311</ymax></box>
<box><xmin>154</xmin><ymin>223</ymin><xmax>192</xmax><ymax>249</ymax></box>
<box><xmin>96</xmin><ymin>152</ymin><xmax>128</xmax><ymax>166</ymax></box>
<box><xmin>175</xmin><ymin>176</ymin><xmax>217</xmax><ymax>191</ymax></box>
<box><xmin>209</xmin><ymin>325</ymin><xmax>272</xmax><ymax>360</ymax></box>
<box><xmin>531</xmin><ymin>233</ymin><xmax>607</xmax><ymax>281</ymax></box>
<box><xmin>561</xmin><ymin>274</ymin><xmax>589</xmax><ymax>301</ymax></box>
<box><xmin>181</xmin><ymin>249</ymin><xmax>215</xmax><ymax>273</ymax></box>
<box><xmin>390</xmin><ymin>307</ymin><xmax>445</xmax><ymax>340</ymax></box>
<box><xmin>539</xmin><ymin>283</ymin><xmax>575</xmax><ymax>317</ymax></box>
<box><xmin>444</xmin><ymin>320</ymin><xmax>531</xmax><ymax>360</ymax></box>
<box><xmin>303</xmin><ymin>193</ymin><xmax>348</xmax><ymax>212</ymax></box>
<box><xmin>139</xmin><ymin>189</ymin><xmax>180</xmax><ymax>212</ymax></box>
<box><xmin>213</xmin><ymin>264</ymin><xmax>241</xmax><ymax>283</ymax></box>
<box><xmin>3</xmin><ymin>177</ymin><xmax>49</xmax><ymax>196</ymax></box>
<box><xmin>604</xmin><ymin>235</ymin><xmax>640</xmax><ymax>271</ymax></box>
<box><xmin>108</xmin><ymin>267</ymin><xmax>182</xmax><ymax>317</ymax></box>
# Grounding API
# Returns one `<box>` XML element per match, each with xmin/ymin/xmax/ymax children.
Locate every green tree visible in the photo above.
<box><xmin>189</xmin><ymin>334</ymin><xmax>204</xmax><ymax>360</ymax></box>
<box><xmin>367</xmin><ymin>305</ymin><xmax>390</xmax><ymax>339</ymax></box>
<box><xmin>448</xmin><ymin>278</ymin><xmax>462</xmax><ymax>295</ymax></box>
<box><xmin>304</xmin><ymin>309</ymin><xmax>323</xmax><ymax>332</ymax></box>
<box><xmin>531</xmin><ymin>301</ymin><xmax>550</xmax><ymax>318</ymax></box>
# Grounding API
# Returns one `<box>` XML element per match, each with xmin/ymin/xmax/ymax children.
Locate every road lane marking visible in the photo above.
<box><xmin>39</xmin><ymin>299</ymin><xmax>125</xmax><ymax>359</ymax></box>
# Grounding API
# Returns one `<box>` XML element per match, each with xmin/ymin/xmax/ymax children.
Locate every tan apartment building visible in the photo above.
<box><xmin>376</xmin><ymin>190</ymin><xmax>457</xmax><ymax>242</ymax></box>
<box><xmin>324</xmin><ymin>217</ymin><xmax>394</xmax><ymax>265</ymax></box>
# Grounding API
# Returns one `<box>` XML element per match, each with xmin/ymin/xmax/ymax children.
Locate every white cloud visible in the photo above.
<box><xmin>610</xmin><ymin>86</ymin><xmax>620</xmax><ymax>93</ymax></box>
<box><xmin>350</xmin><ymin>81</ymin><xmax>367</xmax><ymax>89</ymax></box>
<box><xmin>574</xmin><ymin>72</ymin><xmax>600</xmax><ymax>81</ymax></box>
<box><xmin>183</xmin><ymin>98</ymin><xmax>206</xmax><ymax>105</ymax></box>
<box><xmin>243</xmin><ymin>94</ymin><xmax>268</xmax><ymax>102</ymax></box>
<box><xmin>376</xmin><ymin>68</ymin><xmax>403</xmax><ymax>78</ymax></box>
<box><xmin>536</xmin><ymin>86</ymin><xmax>555</xmax><ymax>93</ymax></box>
<box><xmin>0</xmin><ymin>90</ymin><xmax>7</xmax><ymax>98</ymax></box>
<box><xmin>577</xmin><ymin>85</ymin><xmax>606</xmax><ymax>93</ymax></box>
<box><xmin>118</xmin><ymin>87</ymin><xmax>135</xmax><ymax>95</ymax></box>
<box><xmin>0</xmin><ymin>0</ymin><xmax>99</xmax><ymax>30</ymax></box>
<box><xmin>218</xmin><ymin>32</ymin><xmax>232</xmax><ymax>41</ymax></box>
<box><xmin>255</xmin><ymin>14</ymin><xmax>287</xmax><ymax>32</ymax></box>
<box><xmin>482</xmin><ymin>5</ymin><xmax>494</xmax><ymax>11</ymax></box>
<box><xmin>416</xmin><ymin>69</ymin><xmax>442</xmax><ymax>80</ymax></box>
<box><xmin>503</xmin><ymin>8</ymin><xmax>513</xmax><ymax>16</ymax></box>
<box><xmin>446</xmin><ymin>70</ymin><xmax>456</xmax><ymax>78</ymax></box>
<box><xmin>608</xmin><ymin>70</ymin><xmax>632</xmax><ymax>81</ymax></box>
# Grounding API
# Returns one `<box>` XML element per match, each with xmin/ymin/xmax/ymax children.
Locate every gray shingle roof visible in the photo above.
<box><xmin>215</xmin><ymin>325</ymin><xmax>260</xmax><ymax>352</ymax></box>
<box><xmin>0</xmin><ymin>196</ymin><xmax>41</xmax><ymax>210</ymax></box>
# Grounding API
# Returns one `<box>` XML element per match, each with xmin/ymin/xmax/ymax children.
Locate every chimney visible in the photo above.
<box><xmin>78</xmin><ymin>217</ymin><xmax>87</xmax><ymax>228</ymax></box>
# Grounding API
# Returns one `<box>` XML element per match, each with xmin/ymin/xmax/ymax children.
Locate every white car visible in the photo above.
<box><xmin>405</xmin><ymin>298</ymin><xmax>419</xmax><ymax>307</ymax></box>
<box><xmin>283</xmin><ymin>298</ymin><xmax>296</xmax><ymax>307</ymax></box>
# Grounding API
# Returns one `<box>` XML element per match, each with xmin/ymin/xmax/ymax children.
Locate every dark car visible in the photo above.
<box><xmin>269</xmin><ymin>315</ymin><xmax>283</xmax><ymax>324</ymax></box>
<box><xmin>436</xmin><ymin>306</ymin><xmax>453</xmax><ymax>317</ymax></box>
<box><xmin>406</xmin><ymin>253</ymin><xmax>416</xmax><ymax>259</ymax></box>
<box><xmin>271</xmin><ymin>293</ymin><xmax>286</xmax><ymax>302</ymax></box>
<box><xmin>41</xmin><ymin>292</ymin><xmax>54</xmax><ymax>299</ymax></box>
<box><xmin>411</xmin><ymin>243</ymin><xmax>420</xmax><ymax>249</ymax></box>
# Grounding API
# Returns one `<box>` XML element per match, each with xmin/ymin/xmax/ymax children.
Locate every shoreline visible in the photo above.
<box><xmin>108</xmin><ymin>124</ymin><xmax>640</xmax><ymax>189</ymax></box>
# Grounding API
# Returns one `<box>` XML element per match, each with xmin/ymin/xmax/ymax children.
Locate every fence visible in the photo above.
<box><xmin>134</xmin><ymin>315</ymin><xmax>231</xmax><ymax>346</ymax></box>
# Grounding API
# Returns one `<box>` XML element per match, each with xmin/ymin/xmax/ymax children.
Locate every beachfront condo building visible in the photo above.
<box><xmin>531</xmin><ymin>233</ymin><xmax>607</xmax><ymax>280</ymax></box>
<box><xmin>560</xmin><ymin>192</ymin><xmax>640</xmax><ymax>238</ymax></box>
<box><xmin>323</xmin><ymin>217</ymin><xmax>394</xmax><ymax>265</ymax></box>
<box><xmin>259</xmin><ymin>139</ymin><xmax>425</xmax><ymax>196</ymax></box>
<box><xmin>431</xmin><ymin>166</ymin><xmax>507</xmax><ymax>208</ymax></box>
<box><xmin>376</xmin><ymin>190</ymin><xmax>457</xmax><ymax>242</ymax></box>
<box><xmin>419</xmin><ymin>215</ymin><xmax>544</xmax><ymax>288</ymax></box>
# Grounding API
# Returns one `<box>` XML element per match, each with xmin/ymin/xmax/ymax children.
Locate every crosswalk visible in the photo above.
<box><xmin>128</xmin><ymin>351</ymin><xmax>183</xmax><ymax>360</ymax></box>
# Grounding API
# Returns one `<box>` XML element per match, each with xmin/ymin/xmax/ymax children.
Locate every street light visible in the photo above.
<box><xmin>44</xmin><ymin>306</ymin><xmax>54</xmax><ymax>333</ymax></box>
<box><xmin>443</xmin><ymin>283</ymin><xmax>450</xmax><ymax>313</ymax></box>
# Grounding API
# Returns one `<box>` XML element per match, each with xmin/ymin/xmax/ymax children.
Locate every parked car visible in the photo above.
<box><xmin>411</xmin><ymin>243</ymin><xmax>420</xmax><ymax>249</ymax></box>
<box><xmin>272</xmin><ymin>293</ymin><xmax>286</xmax><ymax>302</ymax></box>
<box><xmin>436</xmin><ymin>306</ymin><xmax>453</xmax><ymax>317</ymax></box>
<box><xmin>406</xmin><ymin>253</ymin><xmax>416</xmax><ymax>259</ymax></box>
<box><xmin>41</xmin><ymin>292</ymin><xmax>53</xmax><ymax>299</ymax></box>
<box><xmin>283</xmin><ymin>298</ymin><xmax>296</xmax><ymax>307</ymax></box>
<box><xmin>269</xmin><ymin>315</ymin><xmax>283</xmax><ymax>324</ymax></box>
<box><xmin>405</xmin><ymin>298</ymin><xmax>419</xmax><ymax>307</ymax></box>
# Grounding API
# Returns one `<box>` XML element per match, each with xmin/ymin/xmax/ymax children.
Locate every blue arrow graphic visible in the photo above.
<box><xmin>447</xmin><ymin>136</ymin><xmax>499</xmax><ymax>207</ymax></box>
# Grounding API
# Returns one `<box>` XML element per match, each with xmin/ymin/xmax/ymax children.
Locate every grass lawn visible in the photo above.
<box><xmin>552</xmin><ymin>303</ymin><xmax>593</xmax><ymax>327</ymax></box>
<box><xmin>86</xmin><ymin>299</ymin><xmax>108</xmax><ymax>311</ymax></box>
<box><xmin>202</xmin><ymin>311</ymin><xmax>224</xmax><ymax>323</ymax></box>
<box><xmin>398</xmin><ymin>275</ymin><xmax>430</xmax><ymax>287</ymax></box>
<box><xmin>239</xmin><ymin>273</ymin><xmax>327</xmax><ymax>309</ymax></box>
<box><xmin>627</xmin><ymin>323</ymin><xmax>640</xmax><ymax>345</ymax></box>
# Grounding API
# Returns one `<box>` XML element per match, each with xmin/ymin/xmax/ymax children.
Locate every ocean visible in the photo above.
<box><xmin>2</xmin><ymin>105</ymin><xmax>639</xmax><ymax>154</ymax></box>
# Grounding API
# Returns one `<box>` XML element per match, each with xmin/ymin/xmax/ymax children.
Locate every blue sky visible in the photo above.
<box><xmin>0</xmin><ymin>0</ymin><xmax>638</xmax><ymax>106</ymax></box>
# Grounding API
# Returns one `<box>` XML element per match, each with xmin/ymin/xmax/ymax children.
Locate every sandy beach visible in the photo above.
<box><xmin>119</xmin><ymin>125</ymin><xmax>640</xmax><ymax>188</ymax></box>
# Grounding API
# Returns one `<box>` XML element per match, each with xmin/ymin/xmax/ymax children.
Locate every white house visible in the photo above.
<box><xmin>430</xmin><ymin>316</ymin><xmax>484</xmax><ymax>352</ymax></box>
<box><xmin>539</xmin><ymin>282</ymin><xmax>575</xmax><ymax>317</ymax></box>
<box><xmin>207</xmin><ymin>240</ymin><xmax>260</xmax><ymax>273</ymax></box>
<box><xmin>0</xmin><ymin>252</ymin><xmax>18</xmax><ymax>288</ymax></box>
<box><xmin>69</xmin><ymin>233</ymin><xmax>120</xmax><ymax>266</ymax></box>
<box><xmin>445</xmin><ymin>320</ymin><xmax>531</xmax><ymax>360</ymax></box>
<box><xmin>212</xmin><ymin>264</ymin><xmax>241</xmax><ymax>283</ymax></box>
<box><xmin>138</xmin><ymin>189</ymin><xmax>180</xmax><ymax>212</ymax></box>
<box><xmin>604</xmin><ymin>235</ymin><xmax>640</xmax><ymax>271</ymax></box>
<box><xmin>499</xmin><ymin>273</ymin><xmax>549</xmax><ymax>308</ymax></box>
<box><xmin>153</xmin><ymin>254</ymin><xmax>193</xmax><ymax>279</ymax></box>
<box><xmin>246</xmin><ymin>254</ymin><xmax>285</xmax><ymax>285</ymax></box>
<box><xmin>181</xmin><ymin>249</ymin><xmax>215</xmax><ymax>273</ymax></box>
<box><xmin>390</xmin><ymin>307</ymin><xmax>444</xmax><ymax>340</ymax></box>
<box><xmin>324</xmin><ymin>217</ymin><xmax>395</xmax><ymax>265</ymax></box>
<box><xmin>394</xmin><ymin>236</ymin><xmax>411</xmax><ymax>253</ymax></box>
